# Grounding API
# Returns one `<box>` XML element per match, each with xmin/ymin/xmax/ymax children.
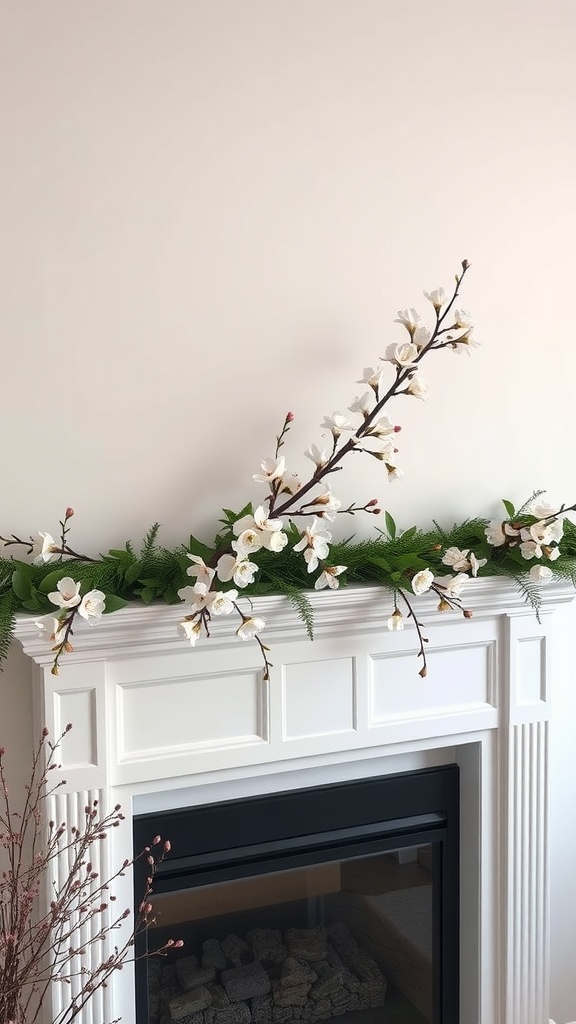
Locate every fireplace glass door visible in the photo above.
<box><xmin>134</xmin><ymin>766</ymin><xmax>459</xmax><ymax>1024</ymax></box>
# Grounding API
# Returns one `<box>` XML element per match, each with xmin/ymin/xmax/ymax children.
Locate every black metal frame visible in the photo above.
<box><xmin>134</xmin><ymin>764</ymin><xmax>459</xmax><ymax>1023</ymax></box>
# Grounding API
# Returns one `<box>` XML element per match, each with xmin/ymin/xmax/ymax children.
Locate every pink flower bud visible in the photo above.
<box><xmin>174</xmin><ymin>939</ymin><xmax>184</xmax><ymax>947</ymax></box>
<box><xmin>152</xmin><ymin>835</ymin><xmax>161</xmax><ymax>845</ymax></box>
<box><xmin>286</xmin><ymin>412</ymin><xmax>295</xmax><ymax>423</ymax></box>
<box><xmin>65</xmin><ymin>723</ymin><xmax>73</xmax><ymax>731</ymax></box>
<box><xmin>366</xmin><ymin>498</ymin><xmax>379</xmax><ymax>507</ymax></box>
<box><xmin>42</xmin><ymin>727</ymin><xmax>49</xmax><ymax>737</ymax></box>
<box><xmin>65</xmin><ymin>507</ymin><xmax>75</xmax><ymax>519</ymax></box>
<box><xmin>394</xmin><ymin>424</ymin><xmax>402</xmax><ymax>432</ymax></box>
<box><xmin>163</xmin><ymin>840</ymin><xmax>171</xmax><ymax>853</ymax></box>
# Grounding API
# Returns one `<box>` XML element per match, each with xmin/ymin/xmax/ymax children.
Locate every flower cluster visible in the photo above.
<box><xmin>3</xmin><ymin>260</ymin><xmax>575</xmax><ymax>679</ymax></box>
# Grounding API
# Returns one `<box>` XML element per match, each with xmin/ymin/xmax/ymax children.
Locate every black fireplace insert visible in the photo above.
<box><xmin>133</xmin><ymin>764</ymin><xmax>459</xmax><ymax>1024</ymax></box>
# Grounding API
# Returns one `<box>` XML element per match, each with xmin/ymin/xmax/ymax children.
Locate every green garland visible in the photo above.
<box><xmin>2</xmin><ymin>499</ymin><xmax>576</xmax><ymax>669</ymax></box>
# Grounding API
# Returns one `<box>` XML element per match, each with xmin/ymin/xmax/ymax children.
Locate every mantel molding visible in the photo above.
<box><xmin>13</xmin><ymin>578</ymin><xmax>575</xmax><ymax>667</ymax></box>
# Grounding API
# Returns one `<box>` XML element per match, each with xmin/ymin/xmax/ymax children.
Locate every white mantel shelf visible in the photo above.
<box><xmin>14</xmin><ymin>579</ymin><xmax>576</xmax><ymax>1024</ymax></box>
<box><xmin>14</xmin><ymin>577</ymin><xmax>575</xmax><ymax>661</ymax></box>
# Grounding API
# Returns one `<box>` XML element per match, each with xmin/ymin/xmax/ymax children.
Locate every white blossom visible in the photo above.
<box><xmin>468</xmin><ymin>552</ymin><xmax>487</xmax><ymax>577</ymax></box>
<box><xmin>32</xmin><ymin>532</ymin><xmax>60</xmax><ymax>565</ymax></box>
<box><xmin>178</xmin><ymin>619</ymin><xmax>202</xmax><ymax>645</ymax></box>
<box><xmin>547</xmin><ymin>518</ymin><xmax>564</xmax><ymax>543</ymax></box>
<box><xmin>304</xmin><ymin>444</ymin><xmax>328</xmax><ymax>468</ymax></box>
<box><xmin>186</xmin><ymin>554</ymin><xmax>216</xmax><ymax>587</ymax></box>
<box><xmin>485</xmin><ymin>521</ymin><xmax>506</xmax><ymax>547</ymax></box>
<box><xmin>253</xmin><ymin>506</ymin><xmax>284</xmax><ymax>534</ymax></box>
<box><xmin>411</xmin><ymin>568</ymin><xmax>434</xmax><ymax>595</ymax></box>
<box><xmin>356</xmin><ymin>366</ymin><xmax>385</xmax><ymax>392</ymax></box>
<box><xmin>253</xmin><ymin>456</ymin><xmax>286</xmax><ymax>484</ymax></box>
<box><xmin>547</xmin><ymin>546</ymin><xmax>561</xmax><ymax>561</ymax></box>
<box><xmin>423</xmin><ymin>287</ymin><xmax>446</xmax><ymax>310</ymax></box>
<box><xmin>237</xmin><ymin>616</ymin><xmax>266</xmax><ymax>640</ymax></box>
<box><xmin>280</xmin><ymin>471</ymin><xmax>302</xmax><ymax>495</ymax></box>
<box><xmin>394</xmin><ymin>308</ymin><xmax>421</xmax><ymax>332</ymax></box>
<box><xmin>406</xmin><ymin>375</ymin><xmax>428</xmax><ymax>399</ymax></box>
<box><xmin>412</xmin><ymin>324</ymin><xmax>432</xmax><ymax>350</ymax></box>
<box><xmin>177</xmin><ymin>582</ymin><xmax>216</xmax><ymax>610</ymax></box>
<box><xmin>320</xmin><ymin>413</ymin><xmax>354</xmax><ymax>436</ymax></box>
<box><xmin>387</xmin><ymin>609</ymin><xmax>404</xmax><ymax>630</ymax></box>
<box><xmin>293</xmin><ymin>518</ymin><xmax>332</xmax><ymax>572</ymax></box>
<box><xmin>315</xmin><ymin>565</ymin><xmax>347</xmax><ymax>590</ymax></box>
<box><xmin>530</xmin><ymin>500</ymin><xmax>556</xmax><ymax>519</ymax></box>
<box><xmin>239</xmin><ymin>505</ymin><xmax>287</xmax><ymax>552</ymax></box>
<box><xmin>451</xmin><ymin>330</ymin><xmax>480</xmax><ymax>355</ymax></box>
<box><xmin>260</xmin><ymin>529</ymin><xmax>288</xmax><ymax>552</ymax></box>
<box><xmin>386</xmin><ymin>463</ymin><xmax>404</xmax><ymax>482</ymax></box>
<box><xmin>210</xmin><ymin>589</ymin><xmax>239</xmax><ymax>615</ymax></box>
<box><xmin>233</xmin><ymin>529</ymin><xmax>263</xmax><ymax>558</ymax></box>
<box><xmin>435</xmin><ymin>573</ymin><xmax>469</xmax><ymax>598</ymax></box>
<box><xmin>364</xmin><ymin>415</ymin><xmax>395</xmax><ymax>440</ymax></box>
<box><xmin>35</xmin><ymin>616</ymin><xmax>67</xmax><ymax>646</ymax></box>
<box><xmin>48</xmin><ymin>577</ymin><xmax>82</xmax><ymax>610</ymax></box>
<box><xmin>383</xmin><ymin>342</ymin><xmax>419</xmax><ymax>368</ymax></box>
<box><xmin>348</xmin><ymin>392</ymin><xmax>373</xmax><ymax>417</ymax></box>
<box><xmin>521</xmin><ymin>522</ymin><xmax>554</xmax><ymax>547</ymax></box>
<box><xmin>520</xmin><ymin>541</ymin><xmax>541</xmax><ymax>560</ymax></box>
<box><xmin>453</xmin><ymin>308</ymin><xmax>475</xmax><ymax>331</ymax></box>
<box><xmin>442</xmin><ymin>547</ymin><xmax>471</xmax><ymax>571</ymax></box>
<box><xmin>309</xmin><ymin>486</ymin><xmax>341</xmax><ymax>522</ymax></box>
<box><xmin>78</xmin><ymin>590</ymin><xmax>105</xmax><ymax>624</ymax></box>
<box><xmin>529</xmin><ymin>565</ymin><xmax>554</xmax><ymax>585</ymax></box>
<box><xmin>217</xmin><ymin>553</ymin><xmax>259</xmax><ymax>588</ymax></box>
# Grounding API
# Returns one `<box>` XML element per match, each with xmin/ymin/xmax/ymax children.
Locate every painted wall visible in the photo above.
<box><xmin>1</xmin><ymin>1</ymin><xmax>575</xmax><ymax>1018</ymax></box>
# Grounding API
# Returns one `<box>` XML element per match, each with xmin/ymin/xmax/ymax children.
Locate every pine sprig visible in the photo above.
<box><xmin>0</xmin><ymin>591</ymin><xmax>18</xmax><ymax>665</ymax></box>
<box><xmin>141</xmin><ymin>523</ymin><xmax>161</xmax><ymax>561</ymax></box>
<box><xmin>272</xmin><ymin>581</ymin><xmax>315</xmax><ymax>640</ymax></box>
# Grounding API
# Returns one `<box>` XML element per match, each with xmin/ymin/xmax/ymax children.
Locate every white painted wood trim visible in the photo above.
<box><xmin>13</xmin><ymin>580</ymin><xmax>574</xmax><ymax>1024</ymax></box>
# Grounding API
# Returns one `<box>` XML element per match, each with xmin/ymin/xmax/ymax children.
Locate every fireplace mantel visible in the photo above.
<box><xmin>14</xmin><ymin>580</ymin><xmax>574</xmax><ymax>1024</ymax></box>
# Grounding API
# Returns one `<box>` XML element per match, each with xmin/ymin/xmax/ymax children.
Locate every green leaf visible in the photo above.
<box><xmin>187</xmin><ymin>536</ymin><xmax>214</xmax><ymax>561</ymax></box>
<box><xmin>399</xmin><ymin>526</ymin><xmax>418</xmax><ymax>544</ymax></box>
<box><xmin>502</xmin><ymin>499</ymin><xmax>515</xmax><ymax>518</ymax></box>
<box><xmin>384</xmin><ymin>510</ymin><xmax>397</xmax><ymax>540</ymax></box>
<box><xmin>139</xmin><ymin>587</ymin><xmax>157</xmax><ymax>604</ymax></box>
<box><xmin>369</xmin><ymin>555</ymin><xmax>392</xmax><ymax>573</ymax></box>
<box><xmin>12</xmin><ymin>569</ymin><xmax>32</xmax><ymax>601</ymax></box>
<box><xmin>124</xmin><ymin>560</ymin><xmax>144</xmax><ymax>585</ymax></box>
<box><xmin>103</xmin><ymin>593</ymin><xmax>129</xmax><ymax>613</ymax></box>
<box><xmin>391</xmin><ymin>553</ymin><xmax>429</xmax><ymax>572</ymax></box>
<box><xmin>106</xmin><ymin>548</ymin><xmax>135</xmax><ymax>563</ymax></box>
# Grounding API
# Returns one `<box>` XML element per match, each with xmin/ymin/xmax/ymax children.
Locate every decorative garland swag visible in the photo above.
<box><xmin>2</xmin><ymin>261</ymin><xmax>576</xmax><ymax>678</ymax></box>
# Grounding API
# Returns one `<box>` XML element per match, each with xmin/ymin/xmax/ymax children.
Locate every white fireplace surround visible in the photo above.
<box><xmin>14</xmin><ymin>579</ymin><xmax>574</xmax><ymax>1024</ymax></box>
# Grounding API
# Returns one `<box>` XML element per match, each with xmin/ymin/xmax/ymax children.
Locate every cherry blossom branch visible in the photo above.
<box><xmin>396</xmin><ymin>590</ymin><xmax>429</xmax><ymax>678</ymax></box>
<box><xmin>270</xmin><ymin>261</ymin><xmax>471</xmax><ymax>520</ymax></box>
<box><xmin>0</xmin><ymin>729</ymin><xmax>182</xmax><ymax>1024</ymax></box>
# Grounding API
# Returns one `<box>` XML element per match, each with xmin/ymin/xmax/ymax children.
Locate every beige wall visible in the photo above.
<box><xmin>1</xmin><ymin>1</ymin><xmax>576</xmax><ymax>1018</ymax></box>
